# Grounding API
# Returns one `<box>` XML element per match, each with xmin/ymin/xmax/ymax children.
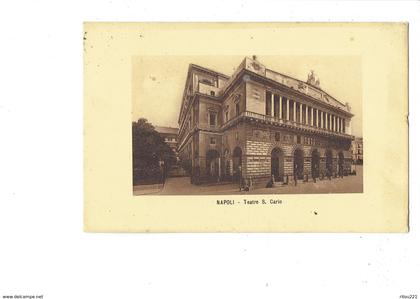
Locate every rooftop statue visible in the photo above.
<box><xmin>307</xmin><ymin>70</ymin><xmax>320</xmax><ymax>88</ymax></box>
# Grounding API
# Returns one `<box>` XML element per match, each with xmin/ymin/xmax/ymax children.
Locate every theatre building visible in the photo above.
<box><xmin>177</xmin><ymin>56</ymin><xmax>355</xmax><ymax>186</ymax></box>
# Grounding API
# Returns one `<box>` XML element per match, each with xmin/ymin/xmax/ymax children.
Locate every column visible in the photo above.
<box><xmin>279</xmin><ymin>97</ymin><xmax>283</xmax><ymax>119</ymax></box>
<box><xmin>321</xmin><ymin>111</ymin><xmax>324</xmax><ymax>128</ymax></box>
<box><xmin>311</xmin><ymin>107</ymin><xmax>314</xmax><ymax>126</ymax></box>
<box><xmin>325</xmin><ymin>113</ymin><xmax>328</xmax><ymax>130</ymax></box>
<box><xmin>306</xmin><ymin>105</ymin><xmax>309</xmax><ymax>125</ymax></box>
<box><xmin>324</xmin><ymin>113</ymin><xmax>327</xmax><ymax>130</ymax></box>
<box><xmin>271</xmin><ymin>93</ymin><xmax>274</xmax><ymax>117</ymax></box>
<box><xmin>286</xmin><ymin>98</ymin><xmax>290</xmax><ymax>121</ymax></box>
<box><xmin>293</xmin><ymin>101</ymin><xmax>296</xmax><ymax>122</ymax></box>
<box><xmin>333</xmin><ymin>115</ymin><xmax>336</xmax><ymax>131</ymax></box>
<box><xmin>324</xmin><ymin>112</ymin><xmax>327</xmax><ymax>129</ymax></box>
<box><xmin>299</xmin><ymin>103</ymin><xmax>303</xmax><ymax>124</ymax></box>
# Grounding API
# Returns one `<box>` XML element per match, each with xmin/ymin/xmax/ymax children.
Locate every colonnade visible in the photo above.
<box><xmin>265</xmin><ymin>91</ymin><xmax>346</xmax><ymax>133</ymax></box>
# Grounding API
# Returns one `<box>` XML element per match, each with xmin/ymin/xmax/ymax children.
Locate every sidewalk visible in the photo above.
<box><xmin>133</xmin><ymin>166</ymin><xmax>363</xmax><ymax>195</ymax></box>
<box><xmin>133</xmin><ymin>183</ymin><xmax>163</xmax><ymax>195</ymax></box>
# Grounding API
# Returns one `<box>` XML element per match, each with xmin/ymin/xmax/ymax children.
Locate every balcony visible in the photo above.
<box><xmin>221</xmin><ymin>111</ymin><xmax>353</xmax><ymax>139</ymax></box>
<box><xmin>198</xmin><ymin>82</ymin><xmax>221</xmax><ymax>97</ymax></box>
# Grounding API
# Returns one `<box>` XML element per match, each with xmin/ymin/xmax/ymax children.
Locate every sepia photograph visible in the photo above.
<box><xmin>132</xmin><ymin>55</ymin><xmax>363</xmax><ymax>195</ymax></box>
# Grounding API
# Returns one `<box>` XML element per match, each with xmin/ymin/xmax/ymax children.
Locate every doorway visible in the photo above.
<box><xmin>271</xmin><ymin>147</ymin><xmax>284</xmax><ymax>182</ymax></box>
<box><xmin>326</xmin><ymin>149</ymin><xmax>333</xmax><ymax>176</ymax></box>
<box><xmin>232</xmin><ymin>147</ymin><xmax>242</xmax><ymax>182</ymax></box>
<box><xmin>311</xmin><ymin>149</ymin><xmax>320</xmax><ymax>178</ymax></box>
<box><xmin>293</xmin><ymin>148</ymin><xmax>304</xmax><ymax>179</ymax></box>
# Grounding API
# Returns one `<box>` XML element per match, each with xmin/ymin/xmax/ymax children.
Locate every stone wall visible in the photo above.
<box><xmin>189</xmin><ymin>119</ymin><xmax>353</xmax><ymax>184</ymax></box>
<box><xmin>245</xmin><ymin>81</ymin><xmax>266</xmax><ymax>115</ymax></box>
<box><xmin>222</xmin><ymin>83</ymin><xmax>245</xmax><ymax>122</ymax></box>
<box><xmin>234</xmin><ymin>123</ymin><xmax>353</xmax><ymax>185</ymax></box>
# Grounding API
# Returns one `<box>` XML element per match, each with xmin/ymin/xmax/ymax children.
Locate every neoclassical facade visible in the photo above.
<box><xmin>177</xmin><ymin>57</ymin><xmax>355</xmax><ymax>186</ymax></box>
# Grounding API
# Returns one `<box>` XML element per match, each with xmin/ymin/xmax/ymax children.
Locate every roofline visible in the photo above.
<box><xmin>178</xmin><ymin>65</ymin><xmax>193</xmax><ymax>125</ymax></box>
<box><xmin>178</xmin><ymin>63</ymin><xmax>231</xmax><ymax>125</ymax></box>
<box><xmin>265</xmin><ymin>68</ymin><xmax>348</xmax><ymax>108</ymax></box>
<box><xmin>189</xmin><ymin>64</ymin><xmax>230</xmax><ymax>79</ymax></box>
<box><xmin>178</xmin><ymin>58</ymin><xmax>354</xmax><ymax>125</ymax></box>
<box><xmin>244</xmin><ymin>69</ymin><xmax>354</xmax><ymax>117</ymax></box>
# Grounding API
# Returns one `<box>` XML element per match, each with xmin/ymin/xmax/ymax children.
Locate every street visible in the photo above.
<box><xmin>133</xmin><ymin>165</ymin><xmax>363</xmax><ymax>195</ymax></box>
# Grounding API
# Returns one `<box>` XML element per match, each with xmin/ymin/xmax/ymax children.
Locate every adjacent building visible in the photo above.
<box><xmin>177</xmin><ymin>56</ymin><xmax>355</xmax><ymax>186</ymax></box>
<box><xmin>351</xmin><ymin>137</ymin><xmax>363</xmax><ymax>165</ymax></box>
<box><xmin>155</xmin><ymin>126</ymin><xmax>179</xmax><ymax>156</ymax></box>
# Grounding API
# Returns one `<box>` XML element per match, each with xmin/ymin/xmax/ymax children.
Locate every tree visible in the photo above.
<box><xmin>132</xmin><ymin>118</ymin><xmax>176</xmax><ymax>184</ymax></box>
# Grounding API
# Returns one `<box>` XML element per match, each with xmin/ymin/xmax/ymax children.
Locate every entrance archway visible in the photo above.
<box><xmin>338</xmin><ymin>151</ymin><xmax>344</xmax><ymax>177</ymax></box>
<box><xmin>326</xmin><ymin>149</ymin><xmax>333</xmax><ymax>176</ymax></box>
<box><xmin>271</xmin><ymin>147</ymin><xmax>284</xmax><ymax>182</ymax></box>
<box><xmin>206</xmin><ymin>150</ymin><xmax>220</xmax><ymax>180</ymax></box>
<box><xmin>293</xmin><ymin>148</ymin><xmax>304</xmax><ymax>179</ymax></box>
<box><xmin>311</xmin><ymin>149</ymin><xmax>320</xmax><ymax>178</ymax></box>
<box><xmin>232</xmin><ymin>147</ymin><xmax>242</xmax><ymax>182</ymax></box>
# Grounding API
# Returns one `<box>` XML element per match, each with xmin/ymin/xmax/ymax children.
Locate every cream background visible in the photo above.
<box><xmin>84</xmin><ymin>23</ymin><xmax>408</xmax><ymax>232</ymax></box>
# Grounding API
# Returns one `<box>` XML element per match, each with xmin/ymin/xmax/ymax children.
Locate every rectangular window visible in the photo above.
<box><xmin>236</xmin><ymin>102</ymin><xmax>240</xmax><ymax>116</ymax></box>
<box><xmin>210</xmin><ymin>137</ymin><xmax>216</xmax><ymax>145</ymax></box>
<box><xmin>265</xmin><ymin>91</ymin><xmax>272</xmax><ymax>116</ymax></box>
<box><xmin>209</xmin><ymin>112</ymin><xmax>217</xmax><ymax>126</ymax></box>
<box><xmin>302</xmin><ymin>104</ymin><xmax>306</xmax><ymax>124</ymax></box>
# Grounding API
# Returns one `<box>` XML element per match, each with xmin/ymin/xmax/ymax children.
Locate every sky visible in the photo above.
<box><xmin>132</xmin><ymin>55</ymin><xmax>362</xmax><ymax>137</ymax></box>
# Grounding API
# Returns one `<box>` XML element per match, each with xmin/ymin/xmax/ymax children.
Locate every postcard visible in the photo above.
<box><xmin>84</xmin><ymin>23</ymin><xmax>408</xmax><ymax>232</ymax></box>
